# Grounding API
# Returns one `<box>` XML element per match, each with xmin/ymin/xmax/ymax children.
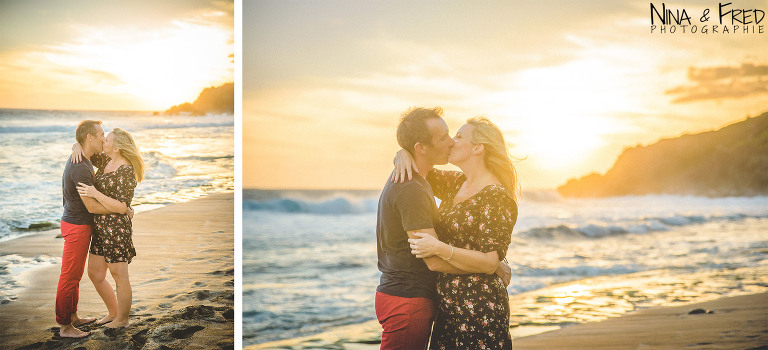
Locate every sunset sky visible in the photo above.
<box><xmin>243</xmin><ymin>0</ymin><xmax>768</xmax><ymax>190</ymax></box>
<box><xmin>0</xmin><ymin>0</ymin><xmax>234</xmax><ymax>111</ymax></box>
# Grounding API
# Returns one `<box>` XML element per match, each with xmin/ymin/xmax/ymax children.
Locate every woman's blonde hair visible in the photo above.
<box><xmin>467</xmin><ymin>117</ymin><xmax>520</xmax><ymax>201</ymax></box>
<box><xmin>112</xmin><ymin>128</ymin><xmax>145</xmax><ymax>182</ymax></box>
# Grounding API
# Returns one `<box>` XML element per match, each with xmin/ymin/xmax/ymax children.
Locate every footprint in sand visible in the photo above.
<box><xmin>210</xmin><ymin>268</ymin><xmax>234</xmax><ymax>276</ymax></box>
<box><xmin>149</xmin><ymin>323</ymin><xmax>206</xmax><ymax>341</ymax></box>
<box><xmin>191</xmin><ymin>289</ymin><xmax>234</xmax><ymax>302</ymax></box>
<box><xmin>221</xmin><ymin>308</ymin><xmax>234</xmax><ymax>321</ymax></box>
<box><xmin>171</xmin><ymin>325</ymin><xmax>205</xmax><ymax>339</ymax></box>
<box><xmin>194</xmin><ymin>289</ymin><xmax>214</xmax><ymax>300</ymax></box>
<box><xmin>218</xmin><ymin>290</ymin><xmax>235</xmax><ymax>303</ymax></box>
<box><xmin>178</xmin><ymin>305</ymin><xmax>216</xmax><ymax>319</ymax></box>
<box><xmin>131</xmin><ymin>329</ymin><xmax>149</xmax><ymax>347</ymax></box>
<box><xmin>103</xmin><ymin>326</ymin><xmax>127</xmax><ymax>340</ymax></box>
<box><xmin>140</xmin><ymin>277</ymin><xmax>170</xmax><ymax>285</ymax></box>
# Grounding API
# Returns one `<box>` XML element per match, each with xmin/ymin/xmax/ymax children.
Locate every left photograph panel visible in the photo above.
<box><xmin>0</xmin><ymin>1</ymin><xmax>235</xmax><ymax>348</ymax></box>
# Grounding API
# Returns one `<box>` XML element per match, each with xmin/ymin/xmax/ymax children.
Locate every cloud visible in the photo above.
<box><xmin>0</xmin><ymin>5</ymin><xmax>234</xmax><ymax>110</ymax></box>
<box><xmin>666</xmin><ymin>63</ymin><xmax>768</xmax><ymax>103</ymax></box>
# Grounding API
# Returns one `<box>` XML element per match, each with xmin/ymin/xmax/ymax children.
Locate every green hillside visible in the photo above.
<box><xmin>558</xmin><ymin>112</ymin><xmax>768</xmax><ymax>198</ymax></box>
<box><xmin>163</xmin><ymin>83</ymin><xmax>234</xmax><ymax>116</ymax></box>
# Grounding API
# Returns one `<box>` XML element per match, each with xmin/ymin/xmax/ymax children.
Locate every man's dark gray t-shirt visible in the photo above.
<box><xmin>61</xmin><ymin>156</ymin><xmax>94</xmax><ymax>225</ymax></box>
<box><xmin>376</xmin><ymin>173</ymin><xmax>437</xmax><ymax>300</ymax></box>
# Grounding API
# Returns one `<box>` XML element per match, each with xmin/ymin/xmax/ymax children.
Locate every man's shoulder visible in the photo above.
<box><xmin>382</xmin><ymin>177</ymin><xmax>432</xmax><ymax>204</ymax></box>
<box><xmin>64</xmin><ymin>158</ymin><xmax>93</xmax><ymax>175</ymax></box>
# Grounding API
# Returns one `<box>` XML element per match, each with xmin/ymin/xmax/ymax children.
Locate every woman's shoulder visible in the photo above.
<box><xmin>477</xmin><ymin>186</ymin><xmax>518</xmax><ymax>225</ymax></box>
<box><xmin>93</xmin><ymin>151</ymin><xmax>111</xmax><ymax>162</ymax></box>
<box><xmin>483</xmin><ymin>185</ymin><xmax>517</xmax><ymax>206</ymax></box>
<box><xmin>430</xmin><ymin>169</ymin><xmax>464</xmax><ymax>180</ymax></box>
<box><xmin>118</xmin><ymin>163</ymin><xmax>137</xmax><ymax>181</ymax></box>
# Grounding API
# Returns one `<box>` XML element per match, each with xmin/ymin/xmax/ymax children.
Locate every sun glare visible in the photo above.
<box><xmin>500</xmin><ymin>59</ymin><xmax>636</xmax><ymax>170</ymax></box>
<box><xmin>10</xmin><ymin>13</ymin><xmax>233</xmax><ymax>111</ymax></box>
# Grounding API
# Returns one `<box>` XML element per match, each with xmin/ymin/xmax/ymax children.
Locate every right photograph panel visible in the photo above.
<box><xmin>242</xmin><ymin>1</ymin><xmax>768</xmax><ymax>349</ymax></box>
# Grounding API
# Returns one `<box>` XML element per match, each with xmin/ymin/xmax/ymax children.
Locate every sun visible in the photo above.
<box><xmin>7</xmin><ymin>13</ymin><xmax>233</xmax><ymax>111</ymax></box>
<box><xmin>108</xmin><ymin>20</ymin><xmax>234</xmax><ymax>109</ymax></box>
<box><xmin>495</xmin><ymin>59</ymin><xmax>639</xmax><ymax>171</ymax></box>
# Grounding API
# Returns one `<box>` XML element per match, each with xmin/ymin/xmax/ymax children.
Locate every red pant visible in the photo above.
<box><xmin>375</xmin><ymin>291</ymin><xmax>435</xmax><ymax>350</ymax></box>
<box><xmin>55</xmin><ymin>221</ymin><xmax>92</xmax><ymax>325</ymax></box>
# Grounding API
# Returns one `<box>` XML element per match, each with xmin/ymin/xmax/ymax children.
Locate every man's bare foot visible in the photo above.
<box><xmin>59</xmin><ymin>324</ymin><xmax>90</xmax><ymax>338</ymax></box>
<box><xmin>104</xmin><ymin>319</ymin><xmax>129</xmax><ymax>329</ymax></box>
<box><xmin>96</xmin><ymin>315</ymin><xmax>116</xmax><ymax>325</ymax></box>
<box><xmin>72</xmin><ymin>316</ymin><xmax>97</xmax><ymax>327</ymax></box>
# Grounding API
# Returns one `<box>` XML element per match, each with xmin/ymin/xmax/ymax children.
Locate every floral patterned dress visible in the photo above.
<box><xmin>89</xmin><ymin>152</ymin><xmax>137</xmax><ymax>264</ymax></box>
<box><xmin>427</xmin><ymin>169</ymin><xmax>517</xmax><ymax>350</ymax></box>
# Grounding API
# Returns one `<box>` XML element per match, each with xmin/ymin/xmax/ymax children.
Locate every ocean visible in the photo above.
<box><xmin>0</xmin><ymin>108</ymin><xmax>233</xmax><ymax>302</ymax></box>
<box><xmin>243</xmin><ymin>188</ymin><xmax>768</xmax><ymax>346</ymax></box>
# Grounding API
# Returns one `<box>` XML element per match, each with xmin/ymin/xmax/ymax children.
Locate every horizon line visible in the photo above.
<box><xmin>0</xmin><ymin>107</ymin><xmax>236</xmax><ymax>116</ymax></box>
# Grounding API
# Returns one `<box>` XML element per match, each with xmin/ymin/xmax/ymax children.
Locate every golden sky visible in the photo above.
<box><xmin>0</xmin><ymin>0</ymin><xmax>234</xmax><ymax>111</ymax></box>
<box><xmin>243</xmin><ymin>0</ymin><xmax>768</xmax><ymax>190</ymax></box>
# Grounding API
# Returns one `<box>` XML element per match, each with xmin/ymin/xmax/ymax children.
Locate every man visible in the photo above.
<box><xmin>375</xmin><ymin>107</ymin><xmax>511</xmax><ymax>349</ymax></box>
<box><xmin>57</xmin><ymin>120</ymin><xmax>130</xmax><ymax>338</ymax></box>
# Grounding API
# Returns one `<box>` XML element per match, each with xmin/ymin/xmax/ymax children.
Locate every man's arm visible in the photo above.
<box><xmin>409</xmin><ymin>228</ymin><xmax>511</xmax><ymax>285</ymax></box>
<box><xmin>71</xmin><ymin>162</ymin><xmax>122</xmax><ymax>215</ymax></box>
<box><xmin>82</xmin><ymin>196</ymin><xmax>112</xmax><ymax>214</ymax></box>
<box><xmin>407</xmin><ymin>228</ymin><xmax>475</xmax><ymax>274</ymax></box>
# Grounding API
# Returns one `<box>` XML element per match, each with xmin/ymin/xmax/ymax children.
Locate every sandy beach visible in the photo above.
<box><xmin>248</xmin><ymin>291</ymin><xmax>768</xmax><ymax>349</ymax></box>
<box><xmin>0</xmin><ymin>192</ymin><xmax>234</xmax><ymax>349</ymax></box>
<box><xmin>514</xmin><ymin>291</ymin><xmax>768</xmax><ymax>349</ymax></box>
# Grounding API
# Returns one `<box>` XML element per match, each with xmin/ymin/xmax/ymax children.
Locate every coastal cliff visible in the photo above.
<box><xmin>557</xmin><ymin>112</ymin><xmax>768</xmax><ymax>198</ymax></box>
<box><xmin>162</xmin><ymin>82</ymin><xmax>234</xmax><ymax>116</ymax></box>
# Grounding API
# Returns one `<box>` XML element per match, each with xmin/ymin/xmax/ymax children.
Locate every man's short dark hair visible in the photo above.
<box><xmin>396</xmin><ymin>107</ymin><xmax>443</xmax><ymax>154</ymax></box>
<box><xmin>76</xmin><ymin>120</ymin><xmax>102</xmax><ymax>145</ymax></box>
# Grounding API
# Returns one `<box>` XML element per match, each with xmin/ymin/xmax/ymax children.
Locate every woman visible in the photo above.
<box><xmin>72</xmin><ymin>128</ymin><xmax>144</xmax><ymax>328</ymax></box>
<box><xmin>395</xmin><ymin>117</ymin><xmax>519</xmax><ymax>349</ymax></box>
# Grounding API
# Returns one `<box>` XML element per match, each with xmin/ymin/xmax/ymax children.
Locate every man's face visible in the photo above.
<box><xmin>422</xmin><ymin>118</ymin><xmax>454</xmax><ymax>165</ymax></box>
<box><xmin>91</xmin><ymin>124</ymin><xmax>105</xmax><ymax>152</ymax></box>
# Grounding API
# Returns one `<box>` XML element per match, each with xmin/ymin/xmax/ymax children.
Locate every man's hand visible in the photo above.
<box><xmin>495</xmin><ymin>260</ymin><xmax>512</xmax><ymax>287</ymax></box>
<box><xmin>127</xmin><ymin>207</ymin><xmax>134</xmax><ymax>220</ymax></box>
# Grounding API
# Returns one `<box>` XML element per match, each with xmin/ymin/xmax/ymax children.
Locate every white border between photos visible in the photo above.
<box><xmin>234</xmin><ymin>0</ymin><xmax>243</xmax><ymax>348</ymax></box>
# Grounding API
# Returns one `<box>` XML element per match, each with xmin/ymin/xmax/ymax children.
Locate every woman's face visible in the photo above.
<box><xmin>104</xmin><ymin>132</ymin><xmax>117</xmax><ymax>154</ymax></box>
<box><xmin>448</xmin><ymin>124</ymin><xmax>475</xmax><ymax>165</ymax></box>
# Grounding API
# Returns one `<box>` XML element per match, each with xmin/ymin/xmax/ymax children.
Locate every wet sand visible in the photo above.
<box><xmin>248</xmin><ymin>292</ymin><xmax>768</xmax><ymax>349</ymax></box>
<box><xmin>0</xmin><ymin>193</ymin><xmax>234</xmax><ymax>349</ymax></box>
<box><xmin>515</xmin><ymin>291</ymin><xmax>768</xmax><ymax>349</ymax></box>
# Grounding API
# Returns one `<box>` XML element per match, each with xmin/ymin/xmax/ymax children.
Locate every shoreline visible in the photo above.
<box><xmin>244</xmin><ymin>215</ymin><xmax>768</xmax><ymax>348</ymax></box>
<box><xmin>0</xmin><ymin>192</ymin><xmax>234</xmax><ymax>349</ymax></box>
<box><xmin>246</xmin><ymin>291</ymin><xmax>768</xmax><ymax>349</ymax></box>
<box><xmin>514</xmin><ymin>291</ymin><xmax>768</xmax><ymax>349</ymax></box>
<box><xmin>0</xmin><ymin>190</ymin><xmax>235</xmax><ymax>244</ymax></box>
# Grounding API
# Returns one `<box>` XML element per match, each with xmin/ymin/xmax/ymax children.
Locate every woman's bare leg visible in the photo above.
<box><xmin>87</xmin><ymin>253</ymin><xmax>117</xmax><ymax>325</ymax></box>
<box><xmin>105</xmin><ymin>262</ymin><xmax>131</xmax><ymax>328</ymax></box>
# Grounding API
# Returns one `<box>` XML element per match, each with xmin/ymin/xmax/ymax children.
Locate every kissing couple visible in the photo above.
<box><xmin>376</xmin><ymin>107</ymin><xmax>519</xmax><ymax>349</ymax></box>
<box><xmin>56</xmin><ymin>120</ymin><xmax>144</xmax><ymax>337</ymax></box>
